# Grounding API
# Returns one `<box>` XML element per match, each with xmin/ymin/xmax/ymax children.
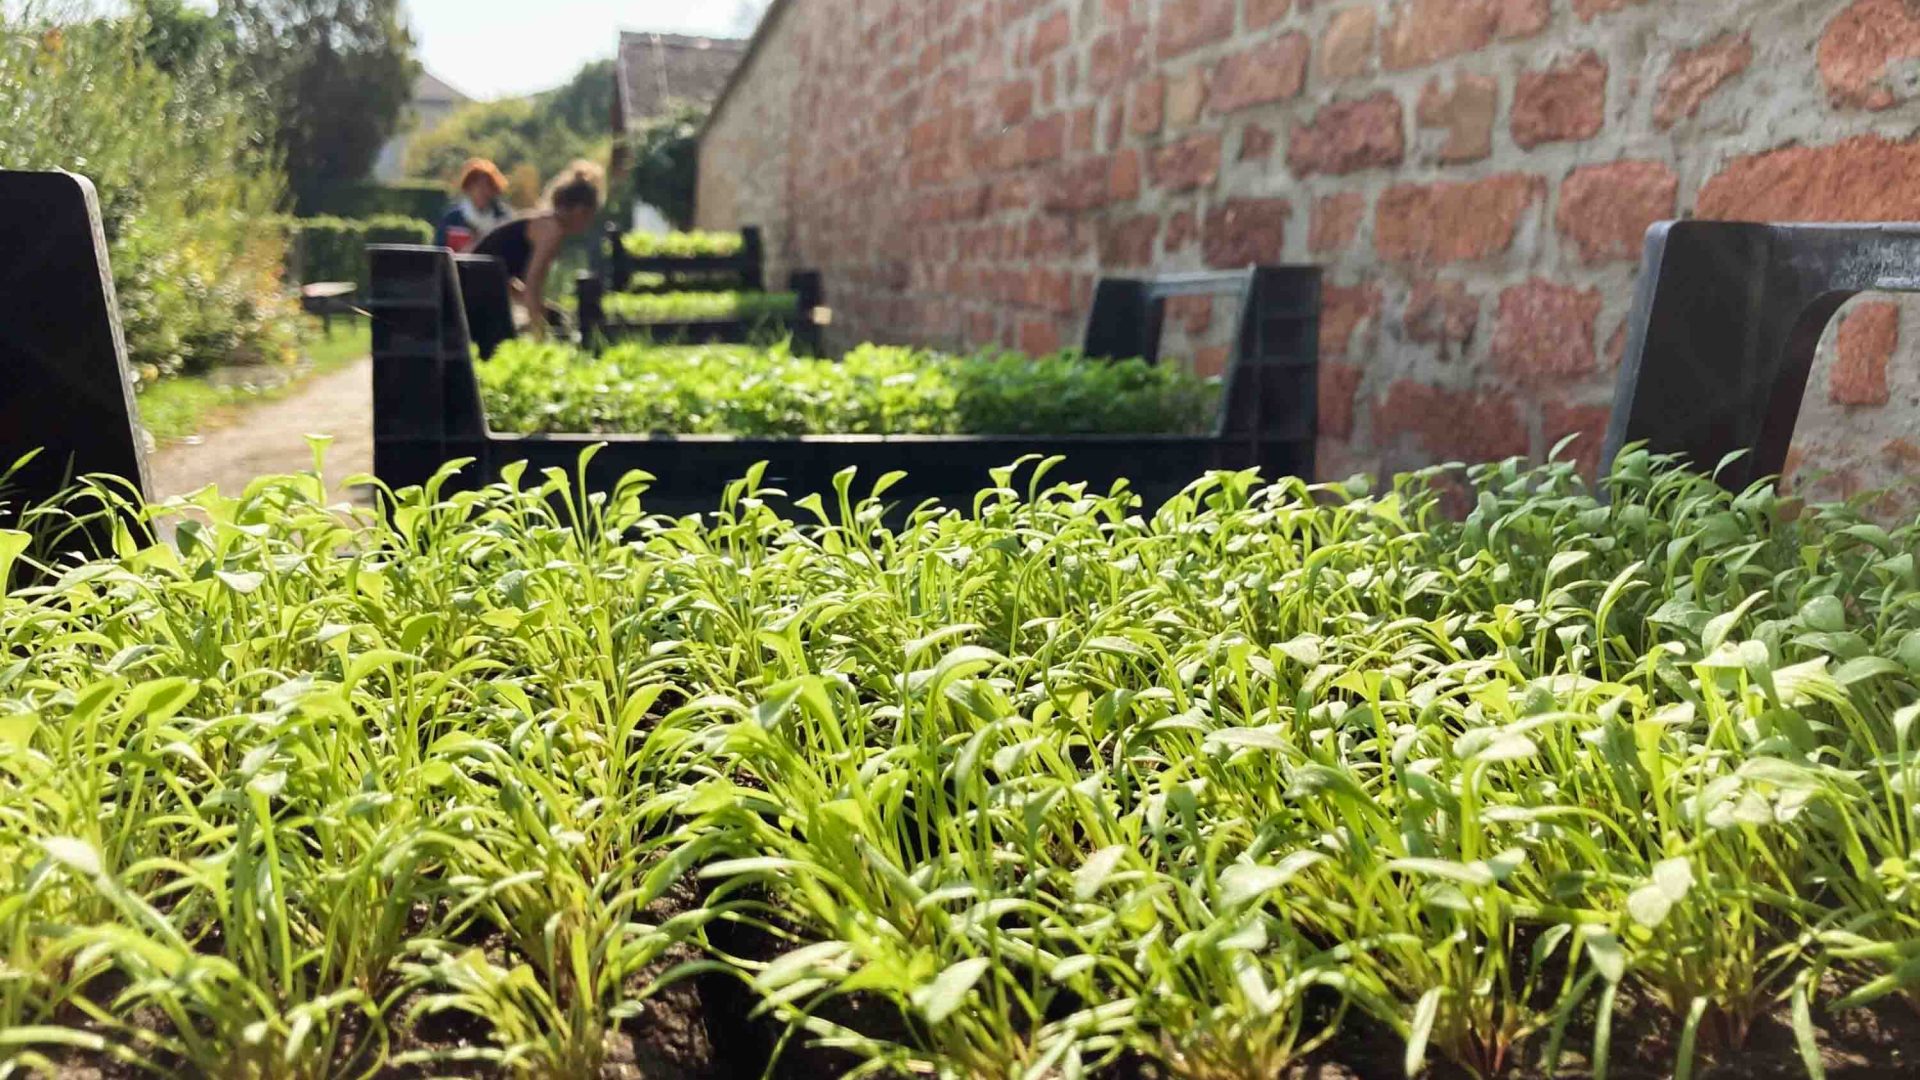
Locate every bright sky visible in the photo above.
<box><xmin>410</xmin><ymin>0</ymin><xmax>767</xmax><ymax>100</ymax></box>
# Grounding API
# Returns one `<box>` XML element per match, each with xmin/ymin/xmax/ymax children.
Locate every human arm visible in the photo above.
<box><xmin>519</xmin><ymin>217</ymin><xmax>564</xmax><ymax>341</ymax></box>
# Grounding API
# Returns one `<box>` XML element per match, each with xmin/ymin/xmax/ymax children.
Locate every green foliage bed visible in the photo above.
<box><xmin>599</xmin><ymin>290</ymin><xmax>798</xmax><ymax>325</ymax></box>
<box><xmin>620</xmin><ymin>229</ymin><xmax>746</xmax><ymax>259</ymax></box>
<box><xmin>477</xmin><ymin>341</ymin><xmax>1223</xmax><ymax>436</ymax></box>
<box><xmin>5</xmin><ymin>452</ymin><xmax>1920</xmax><ymax>1077</ymax></box>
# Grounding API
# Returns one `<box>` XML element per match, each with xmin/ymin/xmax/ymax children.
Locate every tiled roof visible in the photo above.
<box><xmin>413</xmin><ymin>69</ymin><xmax>469</xmax><ymax>107</ymax></box>
<box><xmin>616</xmin><ymin>31</ymin><xmax>748</xmax><ymax>129</ymax></box>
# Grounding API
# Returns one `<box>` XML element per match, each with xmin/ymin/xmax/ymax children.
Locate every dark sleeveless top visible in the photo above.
<box><xmin>472</xmin><ymin>216</ymin><xmax>534</xmax><ymax>280</ymax></box>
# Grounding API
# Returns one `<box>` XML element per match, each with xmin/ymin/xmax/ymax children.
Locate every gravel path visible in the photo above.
<box><xmin>148</xmin><ymin>357</ymin><xmax>373</xmax><ymax>503</ymax></box>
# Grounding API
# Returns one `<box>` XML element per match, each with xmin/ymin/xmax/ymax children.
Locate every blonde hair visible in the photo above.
<box><xmin>543</xmin><ymin>159</ymin><xmax>605</xmax><ymax>213</ymax></box>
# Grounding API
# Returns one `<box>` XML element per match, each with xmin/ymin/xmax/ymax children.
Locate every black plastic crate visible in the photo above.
<box><xmin>575</xmin><ymin>269</ymin><xmax>827</xmax><ymax>354</ymax></box>
<box><xmin>606</xmin><ymin>224</ymin><xmax>765</xmax><ymax>293</ymax></box>
<box><xmin>367</xmin><ymin>246</ymin><xmax>1321</xmax><ymax>512</ymax></box>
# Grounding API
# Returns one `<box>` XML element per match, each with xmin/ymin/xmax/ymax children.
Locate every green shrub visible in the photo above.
<box><xmin>600</xmin><ymin>290</ymin><xmax>797</xmax><ymax>324</ymax></box>
<box><xmin>620</xmin><ymin>229</ymin><xmax>746</xmax><ymax>259</ymax></box>
<box><xmin>479</xmin><ymin>340</ymin><xmax>1222</xmax><ymax>436</ymax></box>
<box><xmin>305</xmin><ymin>180</ymin><xmax>444</xmax><ymax>222</ymax></box>
<box><xmin>0</xmin><ymin>4</ymin><xmax>298</xmax><ymax>378</ymax></box>
<box><xmin>280</xmin><ymin>214</ymin><xmax>434</xmax><ymax>288</ymax></box>
<box><xmin>7</xmin><ymin>451</ymin><xmax>1920</xmax><ymax>1077</ymax></box>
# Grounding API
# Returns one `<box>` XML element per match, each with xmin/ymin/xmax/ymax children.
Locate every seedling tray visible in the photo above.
<box><xmin>575</xmin><ymin>270</ymin><xmax>827</xmax><ymax>354</ymax></box>
<box><xmin>606</xmin><ymin>224</ymin><xmax>764</xmax><ymax>292</ymax></box>
<box><xmin>368</xmin><ymin>245</ymin><xmax>1320</xmax><ymax>512</ymax></box>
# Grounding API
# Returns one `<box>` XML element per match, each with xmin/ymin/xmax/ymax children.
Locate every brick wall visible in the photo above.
<box><xmin>698</xmin><ymin>0</ymin><xmax>1920</xmax><ymax>504</ymax></box>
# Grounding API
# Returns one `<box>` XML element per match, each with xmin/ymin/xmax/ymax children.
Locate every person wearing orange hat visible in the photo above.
<box><xmin>433</xmin><ymin>158</ymin><xmax>513</xmax><ymax>253</ymax></box>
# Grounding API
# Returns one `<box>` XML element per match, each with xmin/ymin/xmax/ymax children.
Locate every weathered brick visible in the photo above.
<box><xmin>1319</xmin><ymin>6</ymin><xmax>1377</xmax><ymax>81</ymax></box>
<box><xmin>1404</xmin><ymin>277</ymin><xmax>1480</xmax><ymax>350</ymax></box>
<box><xmin>1203</xmin><ymin>197</ymin><xmax>1292</xmax><ymax>267</ymax></box>
<box><xmin>1492</xmin><ymin>280</ymin><xmax>1603</xmax><ymax>384</ymax></box>
<box><xmin>1019</xmin><ymin>319</ymin><xmax>1064</xmax><ymax>356</ymax></box>
<box><xmin>1376</xmin><ymin>381</ymin><xmax>1528</xmax><ymax>462</ymax></box>
<box><xmin>1248</xmin><ymin>0</ymin><xmax>1293</xmax><ymax>29</ymax></box>
<box><xmin>1555</xmin><ymin>160</ymin><xmax>1678</xmax><ymax>265</ymax></box>
<box><xmin>1167</xmin><ymin>295</ymin><xmax>1215</xmax><ymax>335</ymax></box>
<box><xmin>1192</xmin><ymin>345</ymin><xmax>1232</xmax><ymax>378</ymax></box>
<box><xmin>1383</xmin><ymin>0</ymin><xmax>1544</xmax><ymax>70</ymax></box>
<box><xmin>1159</xmin><ymin>0</ymin><xmax>1234</xmax><ymax>58</ymax></box>
<box><xmin>1320</xmin><ymin>283</ymin><xmax>1383</xmax><ymax>359</ymax></box>
<box><xmin>1166</xmin><ymin>66</ymin><xmax>1211</xmax><ymax>128</ymax></box>
<box><xmin>1320</xmin><ymin>363</ymin><xmax>1363</xmax><ymax>440</ymax></box>
<box><xmin>1089</xmin><ymin>25</ymin><xmax>1149</xmax><ymax>91</ymax></box>
<box><xmin>1210</xmin><ymin>34</ymin><xmax>1310</xmax><ymax>113</ymax></box>
<box><xmin>997</xmin><ymin>81</ymin><xmax>1035</xmax><ymax>126</ymax></box>
<box><xmin>1309</xmin><ymin>192</ymin><xmax>1366</xmax><ymax>254</ymax></box>
<box><xmin>1165</xmin><ymin>209</ymin><xmax>1200</xmax><ymax>252</ymax></box>
<box><xmin>1572</xmin><ymin>0</ymin><xmax>1650</xmax><ymax>18</ymax></box>
<box><xmin>1512</xmin><ymin>52</ymin><xmax>1608</xmax><ymax>149</ymax></box>
<box><xmin>1542</xmin><ymin>402</ymin><xmax>1614</xmax><ymax>478</ymax></box>
<box><xmin>1240</xmin><ymin>122</ymin><xmax>1277</xmax><ymax>161</ymax></box>
<box><xmin>1416</xmin><ymin>74</ymin><xmax>1497</xmax><ymax>163</ymax></box>
<box><xmin>1819</xmin><ymin>0</ymin><xmax>1920</xmax><ymax>110</ymax></box>
<box><xmin>1100</xmin><ymin>214</ymin><xmax>1160</xmax><ymax>266</ymax></box>
<box><xmin>1697</xmin><ymin>135</ymin><xmax>1920</xmax><ymax>220</ymax></box>
<box><xmin>1150</xmin><ymin>132</ymin><xmax>1224</xmax><ymax>191</ymax></box>
<box><xmin>1110</xmin><ymin>148</ymin><xmax>1142</xmax><ymax>201</ymax></box>
<box><xmin>1655</xmin><ymin>34</ymin><xmax>1753</xmax><ymax>129</ymax></box>
<box><xmin>1831</xmin><ymin>301</ymin><xmax>1901</xmax><ymax>405</ymax></box>
<box><xmin>1129</xmin><ymin>76</ymin><xmax>1165</xmax><ymax>134</ymax></box>
<box><xmin>1375</xmin><ymin>174</ymin><xmax>1544</xmax><ymax>264</ymax></box>
<box><xmin>1288</xmin><ymin>92</ymin><xmax>1405</xmax><ymax>176</ymax></box>
<box><xmin>1029</xmin><ymin>11</ymin><xmax>1072</xmax><ymax>63</ymax></box>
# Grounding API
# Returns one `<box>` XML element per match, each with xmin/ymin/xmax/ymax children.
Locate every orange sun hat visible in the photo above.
<box><xmin>457</xmin><ymin>158</ymin><xmax>509</xmax><ymax>194</ymax></box>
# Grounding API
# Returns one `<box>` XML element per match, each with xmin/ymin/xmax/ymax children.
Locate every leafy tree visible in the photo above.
<box><xmin>627</xmin><ymin>103</ymin><xmax>705</xmax><ymax>230</ymax></box>
<box><xmin>404</xmin><ymin>57</ymin><xmax>612</xmax><ymax>208</ymax></box>
<box><xmin>222</xmin><ymin>0</ymin><xmax>417</xmax><ymax>212</ymax></box>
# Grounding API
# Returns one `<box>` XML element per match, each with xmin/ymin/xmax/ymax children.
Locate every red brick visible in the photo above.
<box><xmin>1309</xmin><ymin>192</ymin><xmax>1366</xmax><ymax>254</ymax></box>
<box><xmin>1019</xmin><ymin>319</ymin><xmax>1064</xmax><ymax>356</ymax></box>
<box><xmin>1320</xmin><ymin>363</ymin><xmax>1363</xmax><ymax>440</ymax></box>
<box><xmin>1150</xmin><ymin>132</ymin><xmax>1224</xmax><ymax>191</ymax></box>
<box><xmin>1203</xmin><ymin>198</ymin><xmax>1291</xmax><ymax>267</ymax></box>
<box><xmin>1166</xmin><ymin>209</ymin><xmax>1199</xmax><ymax>252</ymax></box>
<box><xmin>1024</xmin><ymin>113</ymin><xmax>1068</xmax><ymax>163</ymax></box>
<box><xmin>1110</xmin><ymin>148</ymin><xmax>1142</xmax><ymax>200</ymax></box>
<box><xmin>1655</xmin><ymin>34</ymin><xmax>1753</xmax><ymax>129</ymax></box>
<box><xmin>1320</xmin><ymin>6</ymin><xmax>1377</xmax><ymax>81</ymax></box>
<box><xmin>1192</xmin><ymin>345</ymin><xmax>1232</xmax><ymax>378</ymax></box>
<box><xmin>1248</xmin><ymin>0</ymin><xmax>1293</xmax><ymax>28</ymax></box>
<box><xmin>1167</xmin><ymin>295</ymin><xmax>1215</xmax><ymax>335</ymax></box>
<box><xmin>1030</xmin><ymin>12</ymin><xmax>1072</xmax><ymax>63</ymax></box>
<box><xmin>1555</xmin><ymin>160</ymin><xmax>1678</xmax><ymax>265</ymax></box>
<box><xmin>1100</xmin><ymin>215</ymin><xmax>1160</xmax><ymax>266</ymax></box>
<box><xmin>1606</xmin><ymin>320</ymin><xmax>1628</xmax><ymax>368</ymax></box>
<box><xmin>1320</xmin><ymin>284</ymin><xmax>1383</xmax><ymax>359</ymax></box>
<box><xmin>1130</xmin><ymin>77</ymin><xmax>1165</xmax><ymax>134</ymax></box>
<box><xmin>1159</xmin><ymin>0</ymin><xmax>1234</xmax><ymax>58</ymax></box>
<box><xmin>1240</xmin><ymin>122</ymin><xmax>1277</xmax><ymax>161</ymax></box>
<box><xmin>1383</xmin><ymin>0</ymin><xmax>1540</xmax><ymax>70</ymax></box>
<box><xmin>1697</xmin><ymin>136</ymin><xmax>1920</xmax><ymax>220</ymax></box>
<box><xmin>1831</xmin><ymin>301</ymin><xmax>1901</xmax><ymax>405</ymax></box>
<box><xmin>1542</xmin><ymin>402</ymin><xmax>1614</xmax><ymax>478</ymax></box>
<box><xmin>997</xmin><ymin>81</ymin><xmax>1035</xmax><ymax>126</ymax></box>
<box><xmin>1416</xmin><ymin>74</ymin><xmax>1497</xmax><ymax>163</ymax></box>
<box><xmin>1377</xmin><ymin>381</ymin><xmax>1528</xmax><ymax>462</ymax></box>
<box><xmin>1210</xmin><ymin>34</ymin><xmax>1310</xmax><ymax>113</ymax></box>
<box><xmin>1089</xmin><ymin>26</ymin><xmax>1149</xmax><ymax>91</ymax></box>
<box><xmin>1512</xmin><ymin>52</ymin><xmax>1608</xmax><ymax>149</ymax></box>
<box><xmin>1024</xmin><ymin>268</ymin><xmax>1076</xmax><ymax>313</ymax></box>
<box><xmin>1375</xmin><ymin>174</ymin><xmax>1544</xmax><ymax>264</ymax></box>
<box><xmin>1288</xmin><ymin>92</ymin><xmax>1405</xmax><ymax>176</ymax></box>
<box><xmin>1404</xmin><ymin>277</ymin><xmax>1480</xmax><ymax>351</ymax></box>
<box><xmin>1492</xmin><ymin>280</ymin><xmax>1602</xmax><ymax>384</ymax></box>
<box><xmin>1819</xmin><ymin>0</ymin><xmax>1920</xmax><ymax>110</ymax></box>
<box><xmin>1572</xmin><ymin>0</ymin><xmax>1649</xmax><ymax>17</ymax></box>
<box><xmin>1166</xmin><ymin>66</ymin><xmax>1211</xmax><ymax>127</ymax></box>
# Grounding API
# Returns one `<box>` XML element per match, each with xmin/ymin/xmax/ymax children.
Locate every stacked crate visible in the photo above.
<box><xmin>577</xmin><ymin>225</ymin><xmax>826</xmax><ymax>353</ymax></box>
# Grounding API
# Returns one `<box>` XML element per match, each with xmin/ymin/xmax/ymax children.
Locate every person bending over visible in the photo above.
<box><xmin>433</xmin><ymin>158</ymin><xmax>513</xmax><ymax>253</ymax></box>
<box><xmin>472</xmin><ymin>160</ymin><xmax>603</xmax><ymax>340</ymax></box>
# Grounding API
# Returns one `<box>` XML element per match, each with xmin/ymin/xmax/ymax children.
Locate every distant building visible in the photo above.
<box><xmin>372</xmin><ymin>70</ymin><xmax>470</xmax><ymax>182</ymax></box>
